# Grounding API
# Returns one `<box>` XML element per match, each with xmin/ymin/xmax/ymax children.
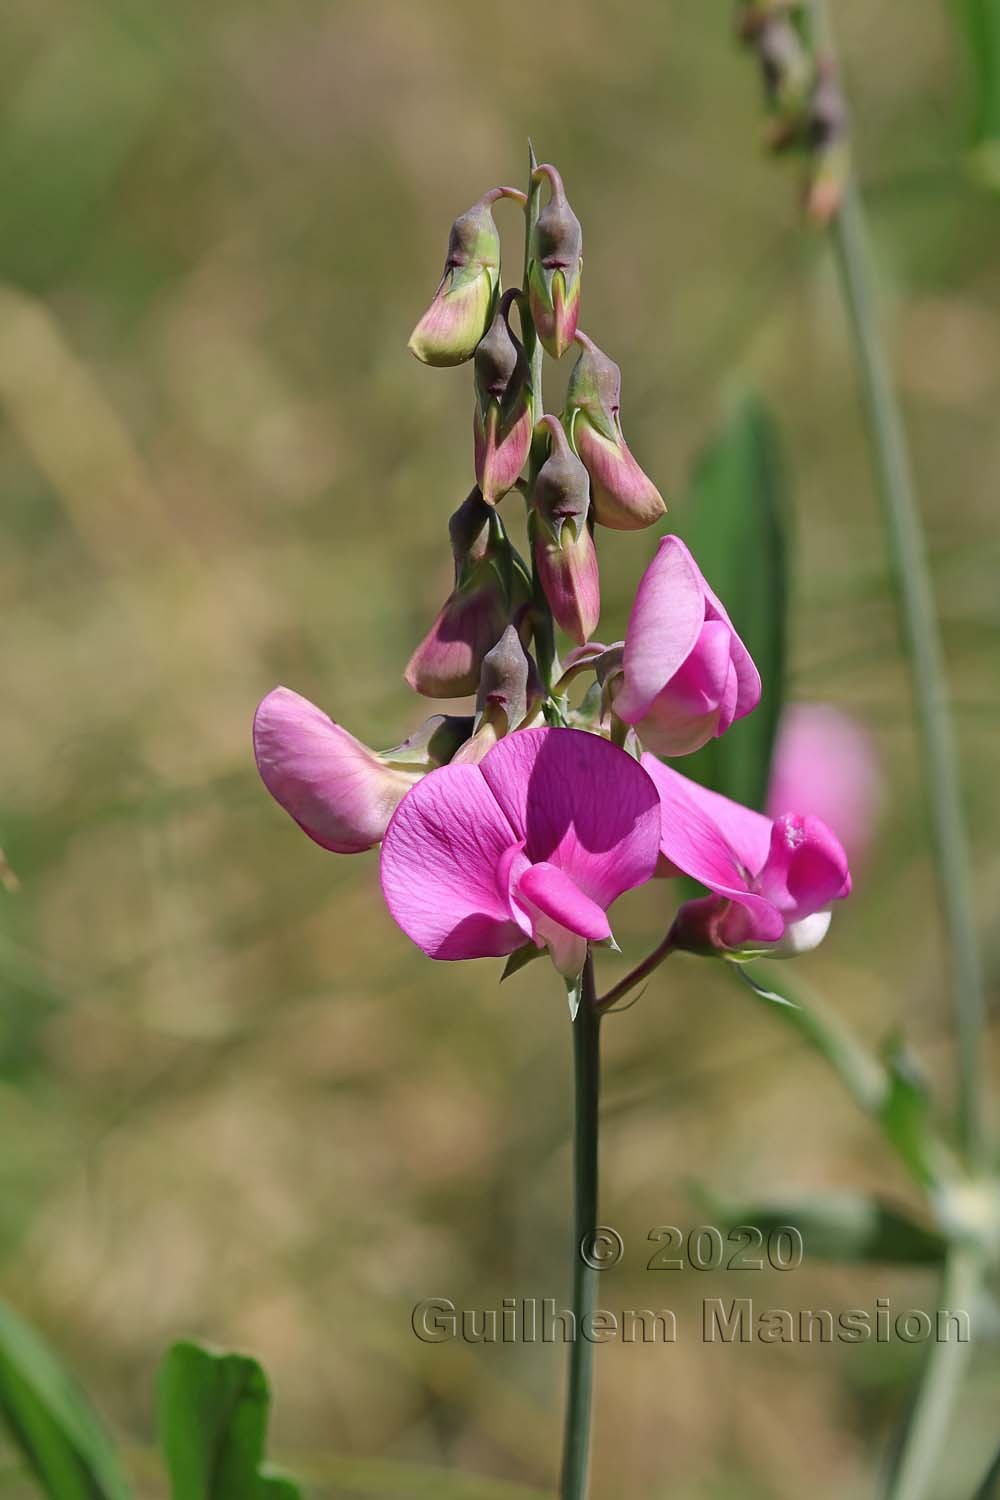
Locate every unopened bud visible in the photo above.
<box><xmin>452</xmin><ymin>625</ymin><xmax>541</xmax><ymax>763</ymax></box>
<box><xmin>408</xmin><ymin>195</ymin><xmax>501</xmax><ymax>367</ymax></box>
<box><xmin>565</xmin><ymin>333</ymin><xmax>665</xmax><ymax>531</ymax></box>
<box><xmin>405</xmin><ymin>503</ymin><xmax>532</xmax><ymax>698</ymax></box>
<box><xmin>530</xmin><ymin>418</ymin><xmax>600</xmax><ymax>645</ymax></box>
<box><xmin>474</xmin><ymin>291</ymin><xmax>534</xmax><ymax>505</ymax></box>
<box><xmin>527</xmin><ymin>165</ymin><xmax>583</xmax><ymax>359</ymax></box>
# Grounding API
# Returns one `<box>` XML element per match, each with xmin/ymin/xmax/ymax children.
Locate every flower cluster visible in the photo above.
<box><xmin>254</xmin><ymin>158</ymin><xmax>856</xmax><ymax>1005</ymax></box>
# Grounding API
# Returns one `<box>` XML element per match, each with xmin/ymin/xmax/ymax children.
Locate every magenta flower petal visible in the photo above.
<box><xmin>639</xmin><ymin>755</ymin><xmax>784</xmax><ymax>942</ymax></box>
<box><xmin>254</xmin><ymin>687</ymin><xmax>419</xmax><ymax>854</ymax></box>
<box><xmin>479</xmin><ymin>728</ymin><xmax>661</xmax><ymax>909</ymax></box>
<box><xmin>380</xmin><ymin>764</ymin><xmax>525</xmax><ymax>960</ymax></box>
<box><xmin>640</xmin><ymin>754</ymin><xmax>772</xmax><ymax>876</ymax></box>
<box><xmin>614</xmin><ymin>537</ymin><xmax>706</xmax><ymax>723</ymax></box>
<box><xmin>517</xmin><ymin>861</ymin><xmax>612</xmax><ymax>942</ymax></box>
<box><xmin>756</xmin><ymin>814</ymin><xmax>852</xmax><ymax>921</ymax></box>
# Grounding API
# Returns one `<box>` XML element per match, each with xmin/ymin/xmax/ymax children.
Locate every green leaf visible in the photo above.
<box><xmin>499</xmin><ymin>943</ymin><xmax>544</xmax><ymax>981</ymax></box>
<box><xmin>698</xmin><ymin>1187</ymin><xmax>946</xmax><ymax>1265</ymax></box>
<box><xmin>157</xmin><ymin>1342</ymin><xmax>301</xmax><ymax>1500</ymax></box>
<box><xmin>676</xmin><ymin>388</ymin><xmax>789</xmax><ymax>812</ymax></box>
<box><xmin>879</xmin><ymin>1034</ymin><xmax>937</xmax><ymax>1188</ymax></box>
<box><xmin>0</xmin><ymin>1300</ymin><xmax>131</xmax><ymax>1500</ymax></box>
<box><xmin>736</xmin><ymin>967</ymin><xmax>954</xmax><ymax>1189</ymax></box>
<box><xmin>961</xmin><ymin>0</ymin><xmax>1000</xmax><ymax>186</ymax></box>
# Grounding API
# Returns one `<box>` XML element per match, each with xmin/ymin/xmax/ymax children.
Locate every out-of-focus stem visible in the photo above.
<box><xmin>559</xmin><ymin>952</ymin><xmax>600</xmax><ymax>1500</ymax></box>
<box><xmin>811</xmin><ymin>0</ymin><xmax>986</xmax><ymax>1167</ymax></box>
<box><xmin>883</xmin><ymin>1247</ymin><xmax>982</xmax><ymax>1500</ymax></box>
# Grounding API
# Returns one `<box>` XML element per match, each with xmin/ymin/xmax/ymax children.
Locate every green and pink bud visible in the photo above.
<box><xmin>453</xmin><ymin>625</ymin><xmax>542</xmax><ymax>764</ymax></box>
<box><xmin>526</xmin><ymin>165</ymin><xmax>582</xmax><ymax>359</ymax></box>
<box><xmin>405</xmin><ymin>491</ymin><xmax>532</xmax><ymax>698</ymax></box>
<box><xmin>564</xmin><ymin>333</ymin><xmax>665</xmax><ymax>531</ymax></box>
<box><xmin>473</xmin><ymin>290</ymin><xmax>534</xmax><ymax>505</ymax></box>
<box><xmin>529</xmin><ymin>417</ymin><xmax>600</xmax><ymax>646</ymax></box>
<box><xmin>408</xmin><ymin>195</ymin><xmax>502</xmax><ymax>367</ymax></box>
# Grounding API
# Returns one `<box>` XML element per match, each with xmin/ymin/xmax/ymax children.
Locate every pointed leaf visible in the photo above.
<box><xmin>500</xmin><ymin>942</ymin><xmax>544</xmax><ymax>981</ymax></box>
<box><xmin>157</xmin><ymin>1342</ymin><xmax>300</xmax><ymax>1500</ymax></box>
<box><xmin>677</xmin><ymin>389</ymin><xmax>789</xmax><ymax>811</ymax></box>
<box><xmin>0</xmin><ymin>1300</ymin><xmax>131</xmax><ymax>1500</ymax></box>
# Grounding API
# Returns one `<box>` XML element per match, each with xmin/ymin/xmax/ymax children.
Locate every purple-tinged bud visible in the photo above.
<box><xmin>564</xmin><ymin>333</ymin><xmax>666</xmax><ymax>531</ymax></box>
<box><xmin>527</xmin><ymin>165</ymin><xmax>582</xmax><ymax>359</ymax></box>
<box><xmin>253</xmin><ymin>687</ymin><xmax>457</xmax><ymax>854</ymax></box>
<box><xmin>473</xmin><ymin>291</ymin><xmax>534</xmax><ymax>505</ymax></box>
<box><xmin>452</xmin><ymin>625</ymin><xmax>541</xmax><ymax>764</ymax></box>
<box><xmin>408</xmin><ymin>196</ymin><xmax>501</xmax><ymax>367</ymax></box>
<box><xmin>405</xmin><ymin>497</ymin><xmax>532</xmax><ymax>698</ymax></box>
<box><xmin>530</xmin><ymin>418</ymin><xmax>600</xmax><ymax>646</ymax></box>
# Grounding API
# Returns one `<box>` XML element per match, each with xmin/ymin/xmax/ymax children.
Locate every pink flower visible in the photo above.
<box><xmin>380</xmin><ymin>727</ymin><xmax>661</xmax><ymax>978</ymax></box>
<box><xmin>254</xmin><ymin>687</ymin><xmax>468</xmax><ymax>853</ymax></box>
<box><xmin>767</xmin><ymin>703</ymin><xmax>882</xmax><ymax>868</ymax></box>
<box><xmin>641</xmin><ymin>756</ymin><xmax>852</xmax><ymax>957</ymax></box>
<box><xmin>613</xmin><ymin>536</ymin><xmax>761</xmax><ymax>756</ymax></box>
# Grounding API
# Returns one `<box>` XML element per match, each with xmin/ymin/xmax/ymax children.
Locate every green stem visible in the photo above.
<box><xmin>812</xmin><ymin>7</ymin><xmax>986</xmax><ymax>1171</ymax></box>
<box><xmin>883</xmin><ymin>1247</ymin><xmax>982</xmax><ymax>1500</ymax></box>
<box><xmin>596</xmin><ymin>935</ymin><xmax>674</xmax><ymax>1012</ymax></box>
<box><xmin>559</xmin><ymin>953</ymin><xmax>600</xmax><ymax>1500</ymax></box>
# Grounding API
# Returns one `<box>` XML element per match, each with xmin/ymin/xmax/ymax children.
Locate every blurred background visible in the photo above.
<box><xmin>2</xmin><ymin>1</ymin><xmax>999</xmax><ymax>1496</ymax></box>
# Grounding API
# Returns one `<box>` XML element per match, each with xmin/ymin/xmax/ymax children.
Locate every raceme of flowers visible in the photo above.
<box><xmin>254</xmin><ymin>162</ymin><xmax>854</xmax><ymax>994</ymax></box>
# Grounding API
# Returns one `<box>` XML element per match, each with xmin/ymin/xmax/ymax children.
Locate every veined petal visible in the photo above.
<box><xmin>615</xmin><ymin>536</ymin><xmax>706</xmax><ymax>723</ymax></box>
<box><xmin>516</xmin><ymin>861</ymin><xmax>611</xmax><ymax>942</ymax></box>
<box><xmin>640</xmin><ymin>755</ymin><xmax>773</xmax><ymax>876</ymax></box>
<box><xmin>254</xmin><ymin>687</ymin><xmax>417</xmax><ymax>853</ymax></box>
<box><xmin>479</xmin><ymin>727</ymin><xmax>660</xmax><ymax>909</ymax></box>
<box><xmin>380</xmin><ymin>765</ymin><xmax>524</xmax><ymax>960</ymax></box>
<box><xmin>640</xmin><ymin>755</ymin><xmax>783</xmax><ymax>940</ymax></box>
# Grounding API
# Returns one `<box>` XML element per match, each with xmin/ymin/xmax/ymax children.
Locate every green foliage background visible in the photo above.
<box><xmin>0</xmin><ymin>1</ymin><xmax>999</xmax><ymax>1496</ymax></box>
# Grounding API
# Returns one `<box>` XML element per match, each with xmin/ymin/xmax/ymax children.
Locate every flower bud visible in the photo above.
<box><xmin>452</xmin><ymin>625</ymin><xmax>542</xmax><ymax>764</ymax></box>
<box><xmin>405</xmin><ymin>496</ymin><xmax>532</xmax><ymax>698</ymax></box>
<box><xmin>529</xmin><ymin>418</ymin><xmax>600</xmax><ymax>645</ymax></box>
<box><xmin>527</xmin><ymin>166</ymin><xmax>582</xmax><ymax>359</ymax></box>
<box><xmin>408</xmin><ymin>196</ymin><xmax>501</xmax><ymax>367</ymax></box>
<box><xmin>612</xmin><ymin>536</ymin><xmax>760</xmax><ymax>756</ymax></box>
<box><xmin>253</xmin><ymin>686</ymin><xmax>458</xmax><ymax>854</ymax></box>
<box><xmin>564</xmin><ymin>333</ymin><xmax>665</xmax><ymax>531</ymax></box>
<box><xmin>473</xmin><ymin>291</ymin><xmax>533</xmax><ymax>505</ymax></box>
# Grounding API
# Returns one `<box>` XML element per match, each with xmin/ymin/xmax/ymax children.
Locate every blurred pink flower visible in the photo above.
<box><xmin>380</xmin><ymin>726</ymin><xmax>660</xmax><ymax>978</ymax></box>
<box><xmin>613</xmin><ymin>536</ymin><xmax>761</xmax><ymax>756</ymax></box>
<box><xmin>641</xmin><ymin>756</ymin><xmax>852</xmax><ymax>957</ymax></box>
<box><xmin>767</xmin><ymin>703</ymin><xmax>882</xmax><ymax>868</ymax></box>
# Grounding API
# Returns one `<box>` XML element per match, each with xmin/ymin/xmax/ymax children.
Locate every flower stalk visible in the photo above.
<box><xmin>560</xmin><ymin>951</ymin><xmax>601</xmax><ymax>1500</ymax></box>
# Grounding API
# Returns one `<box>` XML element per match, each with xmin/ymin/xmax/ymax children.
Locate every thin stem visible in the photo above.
<box><xmin>883</xmin><ymin>1247</ymin><xmax>982</xmax><ymax>1500</ymax></box>
<box><xmin>596</xmin><ymin>935</ymin><xmax>674</xmax><ymax>1012</ymax></box>
<box><xmin>559</xmin><ymin>953</ymin><xmax>600</xmax><ymax>1500</ymax></box>
<box><xmin>810</xmin><ymin>0</ymin><xmax>986</xmax><ymax>1166</ymax></box>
